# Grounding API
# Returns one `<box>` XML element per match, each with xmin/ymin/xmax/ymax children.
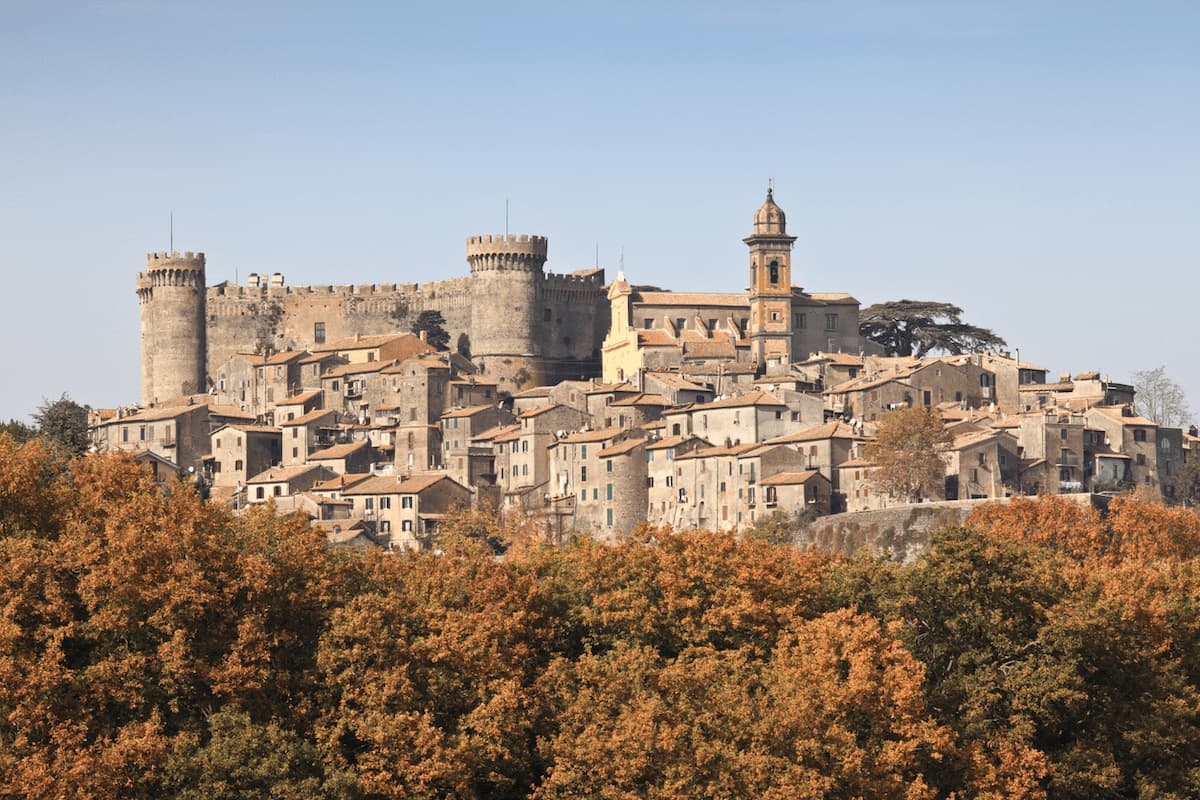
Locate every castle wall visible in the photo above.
<box><xmin>205</xmin><ymin>277</ymin><xmax>475</xmax><ymax>380</ymax></box>
<box><xmin>540</xmin><ymin>271</ymin><xmax>609</xmax><ymax>383</ymax></box>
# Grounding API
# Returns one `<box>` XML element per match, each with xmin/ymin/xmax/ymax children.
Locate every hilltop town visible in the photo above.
<box><xmin>94</xmin><ymin>191</ymin><xmax>1190</xmax><ymax>549</ymax></box>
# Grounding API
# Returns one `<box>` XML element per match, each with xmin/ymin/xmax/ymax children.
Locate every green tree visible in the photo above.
<box><xmin>865</xmin><ymin>406</ymin><xmax>952</xmax><ymax>502</ymax></box>
<box><xmin>33</xmin><ymin>393</ymin><xmax>90</xmax><ymax>455</ymax></box>
<box><xmin>1132</xmin><ymin>365</ymin><xmax>1191</xmax><ymax>427</ymax></box>
<box><xmin>0</xmin><ymin>419</ymin><xmax>36</xmax><ymax>443</ymax></box>
<box><xmin>411</xmin><ymin>309</ymin><xmax>450</xmax><ymax>351</ymax></box>
<box><xmin>859</xmin><ymin>300</ymin><xmax>1006</xmax><ymax>357</ymax></box>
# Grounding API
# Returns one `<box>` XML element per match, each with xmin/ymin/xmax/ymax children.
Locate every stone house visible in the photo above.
<box><xmin>511</xmin><ymin>386</ymin><xmax>552</xmax><ymax>414</ymax></box>
<box><xmin>732</xmin><ymin>443</ymin><xmax>810</xmax><ymax>526</ymax></box>
<box><xmin>245</xmin><ymin>463</ymin><xmax>335</xmax><ymax>505</ymax></box>
<box><xmin>273</xmin><ymin>389</ymin><xmax>324</xmax><ymax>425</ymax></box>
<box><xmin>280</xmin><ymin>408</ymin><xmax>338</xmax><ymax>466</ymax></box>
<box><xmin>92</xmin><ymin>400</ymin><xmax>212</xmax><ymax>473</ymax></box>
<box><xmin>760</xmin><ymin>471</ymin><xmax>833</xmax><ymax>517</ymax></box>
<box><xmin>550</xmin><ymin>433</ymin><xmax>647</xmax><ymax>542</ymax></box>
<box><xmin>942</xmin><ymin>429</ymin><xmax>1019</xmax><ymax>500</ymax></box>
<box><xmin>312</xmin><ymin>332</ymin><xmax>434</xmax><ymax>366</ymax></box>
<box><xmin>341</xmin><ymin>472</ymin><xmax>472</xmax><ymax>551</ymax></box>
<box><xmin>974</xmin><ymin>353</ymin><xmax>1049</xmax><ymax>413</ymax></box>
<box><xmin>837</xmin><ymin>456</ymin><xmax>887</xmax><ymax>513</ymax></box>
<box><xmin>447</xmin><ymin>376</ymin><xmax>499</xmax><ymax>410</ymax></box>
<box><xmin>603</xmin><ymin>393</ymin><xmax>670</xmax><ymax>430</ymax></box>
<box><xmin>208</xmin><ymin>424</ymin><xmax>282</xmax><ymax>489</ymax></box>
<box><xmin>493</xmin><ymin>404</ymin><xmax>589</xmax><ymax>511</ymax></box>
<box><xmin>645</xmin><ymin>436</ymin><xmax>713</xmax><ymax>529</ymax></box>
<box><xmin>308</xmin><ymin>439</ymin><xmax>373</xmax><ymax>476</ymax></box>
<box><xmin>1085</xmin><ymin>406</ymin><xmax>1163</xmax><ymax>495</ymax></box>
<box><xmin>661</xmin><ymin>391</ymin><xmax>789</xmax><ymax>444</ymax></box>
<box><xmin>440</xmin><ymin>405</ymin><xmax>516</xmax><ymax>486</ymax></box>
<box><xmin>653</xmin><ymin>442</ymin><xmax>759</xmax><ymax>531</ymax></box>
<box><xmin>642</xmin><ymin>372</ymin><xmax>715</xmax><ymax>406</ymax></box>
<box><xmin>378</xmin><ymin>353</ymin><xmax>453</xmax><ymax>425</ymax></box>
<box><xmin>321</xmin><ymin>360</ymin><xmax>390</xmax><ymax>421</ymax></box>
<box><xmin>765</xmin><ymin>420</ymin><xmax>863</xmax><ymax>492</ymax></box>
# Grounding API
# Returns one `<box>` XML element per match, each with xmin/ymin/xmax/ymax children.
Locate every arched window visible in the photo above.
<box><xmin>769</xmin><ymin>261</ymin><xmax>779</xmax><ymax>284</ymax></box>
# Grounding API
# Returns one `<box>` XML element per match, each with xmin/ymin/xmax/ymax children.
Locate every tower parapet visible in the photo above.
<box><xmin>466</xmin><ymin>234</ymin><xmax>548</xmax><ymax>272</ymax></box>
<box><xmin>138</xmin><ymin>251</ymin><xmax>207</xmax><ymax>405</ymax></box>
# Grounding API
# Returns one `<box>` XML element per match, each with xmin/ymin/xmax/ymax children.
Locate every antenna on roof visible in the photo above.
<box><xmin>505</xmin><ymin>198</ymin><xmax>509</xmax><ymax>237</ymax></box>
<box><xmin>595</xmin><ymin>242</ymin><xmax>599</xmax><ymax>269</ymax></box>
<box><xmin>169</xmin><ymin>210</ymin><xmax>173</xmax><ymax>253</ymax></box>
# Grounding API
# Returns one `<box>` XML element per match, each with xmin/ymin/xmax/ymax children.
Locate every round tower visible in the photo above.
<box><xmin>466</xmin><ymin>234</ymin><xmax>548</xmax><ymax>395</ymax></box>
<box><xmin>137</xmin><ymin>251</ymin><xmax>207</xmax><ymax>405</ymax></box>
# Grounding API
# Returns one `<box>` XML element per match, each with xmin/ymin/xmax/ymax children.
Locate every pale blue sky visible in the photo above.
<box><xmin>1</xmin><ymin>1</ymin><xmax>1197</xmax><ymax>422</ymax></box>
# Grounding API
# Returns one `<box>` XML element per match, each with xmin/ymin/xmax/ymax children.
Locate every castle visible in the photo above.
<box><xmin>137</xmin><ymin>235</ymin><xmax>611</xmax><ymax>405</ymax></box>
<box><xmin>136</xmin><ymin>191</ymin><xmax>860</xmax><ymax>405</ymax></box>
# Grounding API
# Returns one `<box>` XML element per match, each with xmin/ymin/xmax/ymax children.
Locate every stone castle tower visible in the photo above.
<box><xmin>745</xmin><ymin>188</ymin><xmax>797</xmax><ymax>375</ymax></box>
<box><xmin>137</xmin><ymin>251</ymin><xmax>207</xmax><ymax>405</ymax></box>
<box><xmin>466</xmin><ymin>234</ymin><xmax>550</xmax><ymax>391</ymax></box>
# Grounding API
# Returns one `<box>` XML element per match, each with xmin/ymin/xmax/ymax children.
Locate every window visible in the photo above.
<box><xmin>122</xmin><ymin>428</ymin><xmax>128</xmax><ymax>443</ymax></box>
<box><xmin>522</xmin><ymin>464</ymin><xmax>528</xmax><ymax>476</ymax></box>
<box><xmin>380</xmin><ymin>520</ymin><xmax>391</xmax><ymax>534</ymax></box>
<box><xmin>643</xmin><ymin>318</ymin><xmax>654</xmax><ymax>329</ymax></box>
<box><xmin>139</xmin><ymin>426</ymin><xmax>146</xmax><ymax>441</ymax></box>
<box><xmin>1134</xmin><ymin>429</ymin><xmax>1147</xmax><ymax>442</ymax></box>
<box><xmin>379</xmin><ymin>497</ymin><xmax>391</xmax><ymax>510</ymax></box>
<box><xmin>978</xmin><ymin>452</ymin><xmax>986</xmax><ymax>466</ymax></box>
<box><xmin>273</xmin><ymin>485</ymin><xmax>282</xmax><ymax>497</ymax></box>
<box><xmin>606</xmin><ymin>484</ymin><xmax>613</xmax><ymax>500</ymax></box>
<box><xmin>606</xmin><ymin>508</ymin><xmax>613</xmax><ymax>527</ymax></box>
<box><xmin>769</xmin><ymin>261</ymin><xmax>779</xmax><ymax>284</ymax></box>
<box><xmin>292</xmin><ymin>448</ymin><xmax>298</xmax><ymax>459</ymax></box>
<box><xmin>521</xmin><ymin>440</ymin><xmax>528</xmax><ymax>453</ymax></box>
<box><xmin>593</xmin><ymin>488</ymin><xmax>598</xmax><ymax>500</ymax></box>
<box><xmin>666</xmin><ymin>475</ymin><xmax>673</xmax><ymax>488</ymax></box>
<box><xmin>402</xmin><ymin>520</ymin><xmax>412</xmax><ymax>532</ymax></box>
<box><xmin>581</xmin><ymin>489</ymin><xmax>587</xmax><ymax>501</ymax></box>
<box><xmin>256</xmin><ymin>487</ymin><xmax>265</xmax><ymax>500</ymax></box>
<box><xmin>1136</xmin><ymin>453</ymin><xmax>1146</xmax><ymax>465</ymax></box>
<box><xmin>581</xmin><ymin>466</ymin><xmax>588</xmax><ymax>482</ymax></box>
<box><xmin>544</xmin><ymin>308</ymin><xmax>552</xmax><ymax>322</ymax></box>
<box><xmin>314</xmin><ymin>322</ymin><xmax>326</xmax><ymax>344</ymax></box>
<box><xmin>824</xmin><ymin>313</ymin><xmax>839</xmax><ymax>331</ymax></box>
<box><xmin>234</xmin><ymin>459</ymin><xmax>243</xmax><ymax>471</ymax></box>
<box><xmin>675</xmin><ymin>317</ymin><xmax>685</xmax><ymax>331</ymax></box>
<box><xmin>332</xmin><ymin>380</ymin><xmax>340</xmax><ymax>392</ymax></box>
<box><xmin>797</xmin><ymin>313</ymin><xmax>806</xmax><ymax>329</ymax></box>
<box><xmin>606</xmin><ymin>459</ymin><xmax>613</xmax><ymax>473</ymax></box>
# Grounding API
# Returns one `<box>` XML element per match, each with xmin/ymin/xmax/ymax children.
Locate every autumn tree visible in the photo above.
<box><xmin>865</xmin><ymin>406</ymin><xmax>952</xmax><ymax>502</ymax></box>
<box><xmin>1175</xmin><ymin>453</ymin><xmax>1200</xmax><ymax>508</ymax></box>
<box><xmin>411</xmin><ymin>309</ymin><xmax>450</xmax><ymax>351</ymax></box>
<box><xmin>859</xmin><ymin>300</ymin><xmax>1006</xmax><ymax>358</ymax></box>
<box><xmin>1132</xmin><ymin>365</ymin><xmax>1191</xmax><ymax>427</ymax></box>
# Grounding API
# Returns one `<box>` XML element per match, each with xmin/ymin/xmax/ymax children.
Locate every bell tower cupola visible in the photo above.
<box><xmin>744</xmin><ymin>187</ymin><xmax>798</xmax><ymax>375</ymax></box>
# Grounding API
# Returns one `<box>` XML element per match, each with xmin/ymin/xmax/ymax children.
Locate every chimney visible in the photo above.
<box><xmin>418</xmin><ymin>330</ymin><xmax>428</xmax><ymax>342</ymax></box>
<box><xmin>355</xmin><ymin>333</ymin><xmax>361</xmax><ymax>342</ymax></box>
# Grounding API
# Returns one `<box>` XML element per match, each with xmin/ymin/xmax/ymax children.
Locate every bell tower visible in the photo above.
<box><xmin>744</xmin><ymin>188</ymin><xmax>797</xmax><ymax>375</ymax></box>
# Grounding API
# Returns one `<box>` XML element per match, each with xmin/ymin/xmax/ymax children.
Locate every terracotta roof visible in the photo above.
<box><xmin>276</xmin><ymin>389</ymin><xmax>323</xmax><ymax>407</ymax></box>
<box><xmin>683</xmin><ymin>340</ymin><xmax>737</xmax><ymax>359</ymax></box>
<box><xmin>442</xmin><ymin>404</ymin><xmax>496</xmax><ymax>419</ymax></box>
<box><xmin>760</xmin><ymin>470</ymin><xmax>824</xmax><ymax>486</ymax></box>
<box><xmin>280</xmin><ymin>408</ymin><xmax>336</xmax><ymax>427</ymax></box>
<box><xmin>636</xmin><ymin>329</ymin><xmax>678</xmax><ymax>347</ymax></box>
<box><xmin>645</xmin><ymin>372</ymin><xmax>710</xmax><ymax>392</ymax></box>
<box><xmin>322</xmin><ymin>360</ymin><xmax>392</xmax><ymax>379</ymax></box>
<box><xmin>646</xmin><ymin>435</ymin><xmax>705</xmax><ymax>451</ymax></box>
<box><xmin>512</xmin><ymin>386</ymin><xmax>552</xmax><ymax>398</ymax></box>
<box><xmin>1089</xmin><ymin>406</ymin><xmax>1157</xmax><ymax>427</ymax></box>
<box><xmin>807</xmin><ymin>292</ymin><xmax>858</xmax><ymax>303</ymax></box>
<box><xmin>635</xmin><ymin>291</ymin><xmax>748</xmax><ymax>308</ymax></box>
<box><xmin>472</xmin><ymin>423</ymin><xmax>521</xmax><ymax>443</ymax></box>
<box><xmin>314</xmin><ymin>332</ymin><xmax>430</xmax><ymax>355</ymax></box>
<box><xmin>688</xmin><ymin>390</ymin><xmax>786</xmax><ymax>411</ymax></box>
<box><xmin>518</xmin><ymin>404</ymin><xmax>570</xmax><ymax>419</ymax></box>
<box><xmin>597</xmin><ymin>438</ymin><xmax>645</xmax><ymax>457</ymax></box>
<box><xmin>837</xmin><ymin>457</ymin><xmax>876</xmax><ymax>469</ymax></box>
<box><xmin>214</xmin><ymin>424</ymin><xmax>281</xmax><ymax>436</ymax></box>
<box><xmin>312</xmin><ymin>473</ymin><xmax>374</xmax><ymax>492</ymax></box>
<box><xmin>558</xmin><ymin>427</ymin><xmax>624</xmax><ymax>444</ymax></box>
<box><xmin>609</xmin><ymin>393</ymin><xmax>670</xmax><ymax>407</ymax></box>
<box><xmin>246</xmin><ymin>463</ymin><xmax>325</xmax><ymax>484</ymax></box>
<box><xmin>801</xmin><ymin>351</ymin><xmax>864</xmax><ymax>367</ymax></box>
<box><xmin>94</xmin><ymin>402</ymin><xmax>207</xmax><ymax>426</ymax></box>
<box><xmin>342</xmin><ymin>472</ymin><xmax>456</xmax><ymax>496</ymax></box>
<box><xmin>767</xmin><ymin>421</ymin><xmax>861</xmax><ymax>444</ymax></box>
<box><xmin>825</xmin><ymin>369</ymin><xmax>916</xmax><ymax>395</ymax></box>
<box><xmin>309</xmin><ymin>440</ymin><xmax>370</xmax><ymax>460</ymax></box>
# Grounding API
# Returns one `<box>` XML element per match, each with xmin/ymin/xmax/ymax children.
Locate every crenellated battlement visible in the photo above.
<box><xmin>465</xmin><ymin>233</ymin><xmax>548</xmax><ymax>256</ymax></box>
<box><xmin>146</xmin><ymin>251</ymin><xmax>205</xmax><ymax>270</ymax></box>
